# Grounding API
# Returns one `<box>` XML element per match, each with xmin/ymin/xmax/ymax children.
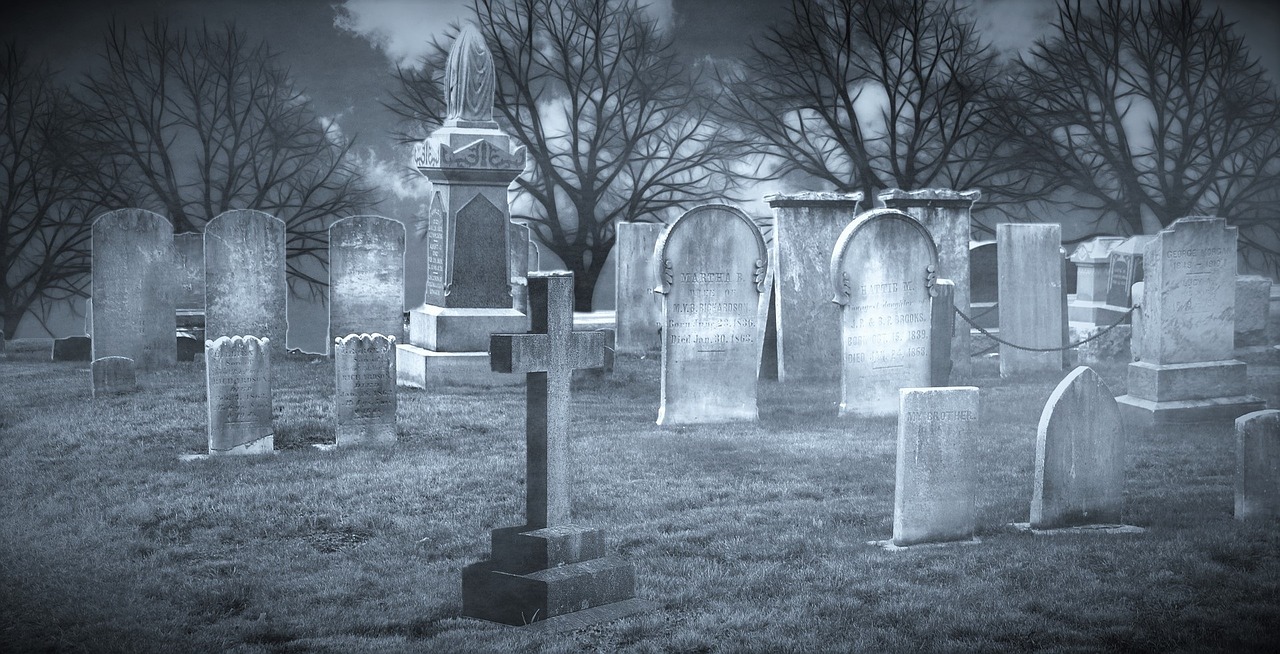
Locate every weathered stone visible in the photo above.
<box><xmin>1069</xmin><ymin>236</ymin><xmax>1128</xmax><ymax>325</ymax></box>
<box><xmin>968</xmin><ymin>240</ymin><xmax>999</xmax><ymax>329</ymax></box>
<box><xmin>53</xmin><ymin>336</ymin><xmax>92</xmax><ymax>361</ymax></box>
<box><xmin>1103</xmin><ymin>235</ymin><xmax>1154</xmax><ymax>310</ymax></box>
<box><xmin>92</xmin><ymin>356</ymin><xmax>138</xmax><ymax>398</ymax></box>
<box><xmin>1236</xmin><ymin>410</ymin><xmax>1280</xmax><ymax>519</ymax></box>
<box><xmin>204</xmin><ymin>210</ymin><xmax>287</xmax><ymax>356</ymax></box>
<box><xmin>764</xmin><ymin>192</ymin><xmax>862</xmax><ymax>381</ymax></box>
<box><xmin>831</xmin><ymin>208</ymin><xmax>947</xmax><ymax>418</ymax></box>
<box><xmin>614</xmin><ymin>222</ymin><xmax>665</xmax><ymax>356</ymax></box>
<box><xmin>1235</xmin><ymin>275</ymin><xmax>1271</xmax><ymax>348</ymax></box>
<box><xmin>329</xmin><ymin>216</ymin><xmax>406</xmax><ymax>347</ymax></box>
<box><xmin>510</xmin><ymin>222</ymin><xmax>532</xmax><ymax>313</ymax></box>
<box><xmin>174</xmin><ymin>232</ymin><xmax>205</xmax><ymax>313</ymax></box>
<box><xmin>893</xmin><ymin>386</ymin><xmax>980</xmax><ymax>547</ymax></box>
<box><xmin>334</xmin><ymin>333</ymin><xmax>397</xmax><ymax>445</ymax></box>
<box><xmin>1032</xmin><ymin>367</ymin><xmax>1124</xmax><ymax>529</ymax></box>
<box><xmin>997</xmin><ymin>223</ymin><xmax>1066</xmax><ymax>377</ymax></box>
<box><xmin>91</xmin><ymin>209</ymin><xmax>177</xmax><ymax>369</ymax></box>
<box><xmin>656</xmin><ymin>205</ymin><xmax>769</xmax><ymax>425</ymax></box>
<box><xmin>879</xmin><ymin>189</ymin><xmax>981</xmax><ymax>375</ymax></box>
<box><xmin>205</xmin><ymin>335</ymin><xmax>273</xmax><ymax>455</ymax></box>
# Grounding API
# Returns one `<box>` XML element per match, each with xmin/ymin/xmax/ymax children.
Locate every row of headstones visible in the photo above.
<box><xmin>890</xmin><ymin>369</ymin><xmax>1280</xmax><ymax>548</ymax></box>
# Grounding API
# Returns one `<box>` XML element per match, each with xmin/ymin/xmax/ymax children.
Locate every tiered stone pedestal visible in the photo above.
<box><xmin>462</xmin><ymin>525</ymin><xmax>639</xmax><ymax>625</ymax></box>
<box><xmin>395</xmin><ymin>306</ymin><xmax>528</xmax><ymax>388</ymax></box>
<box><xmin>1117</xmin><ymin>359</ymin><xmax>1264</xmax><ymax>426</ymax></box>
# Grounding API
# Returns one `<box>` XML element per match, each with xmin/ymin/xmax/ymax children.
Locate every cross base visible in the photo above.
<box><xmin>461</xmin><ymin>523</ymin><xmax>637</xmax><ymax>626</ymax></box>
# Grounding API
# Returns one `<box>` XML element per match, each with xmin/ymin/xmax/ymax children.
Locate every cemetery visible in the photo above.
<box><xmin>4</xmin><ymin>0</ymin><xmax>1280</xmax><ymax>651</ymax></box>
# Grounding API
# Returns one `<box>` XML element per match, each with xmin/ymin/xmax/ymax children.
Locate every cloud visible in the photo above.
<box><xmin>334</xmin><ymin>0</ymin><xmax>471</xmax><ymax>68</ymax></box>
<box><xmin>355</xmin><ymin>147</ymin><xmax>432</xmax><ymax>201</ymax></box>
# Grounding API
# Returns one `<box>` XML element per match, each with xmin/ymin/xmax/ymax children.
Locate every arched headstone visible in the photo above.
<box><xmin>329</xmin><ymin>216</ymin><xmax>406</xmax><ymax>346</ymax></box>
<box><xmin>204</xmin><ymin>210</ymin><xmax>287</xmax><ymax>355</ymax></box>
<box><xmin>91</xmin><ymin>209</ymin><xmax>176</xmax><ymax>369</ymax></box>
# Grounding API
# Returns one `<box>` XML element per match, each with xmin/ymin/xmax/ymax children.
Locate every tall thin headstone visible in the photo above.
<box><xmin>205</xmin><ymin>335</ymin><xmax>273</xmax><ymax>455</ymax></box>
<box><xmin>892</xmin><ymin>386</ymin><xmax>980</xmax><ymax>547</ymax></box>
<box><xmin>91</xmin><ymin>209</ymin><xmax>177</xmax><ymax>370</ymax></box>
<box><xmin>329</xmin><ymin>216</ymin><xmax>406</xmax><ymax>347</ymax></box>
<box><xmin>656</xmin><ymin>205</ymin><xmax>769</xmax><ymax>425</ymax></box>
<box><xmin>1236</xmin><ymin>410</ymin><xmax>1280</xmax><ymax>519</ymax></box>
<box><xmin>879</xmin><ymin>189</ymin><xmax>981</xmax><ymax>375</ymax></box>
<box><xmin>831</xmin><ymin>208</ymin><xmax>952</xmax><ymax>417</ymax></box>
<box><xmin>462</xmin><ymin>272</ymin><xmax>639</xmax><ymax>626</ymax></box>
<box><xmin>174</xmin><ymin>232</ymin><xmax>205</xmax><ymax>321</ymax></box>
<box><xmin>1032</xmin><ymin>367</ymin><xmax>1125</xmax><ymax>529</ymax></box>
<box><xmin>997</xmin><ymin>223</ymin><xmax>1066</xmax><ymax>377</ymax></box>
<box><xmin>204</xmin><ymin>210</ymin><xmax>287</xmax><ymax>356</ymax></box>
<box><xmin>509</xmin><ymin>222</ymin><xmax>532</xmax><ymax>314</ymax></box>
<box><xmin>968</xmin><ymin>241</ymin><xmax>999</xmax><ymax>329</ymax></box>
<box><xmin>334</xmin><ymin>333</ymin><xmax>397</xmax><ymax>445</ymax></box>
<box><xmin>614</xmin><ymin>221</ymin><xmax>665</xmax><ymax>356</ymax></box>
<box><xmin>764</xmin><ymin>192</ymin><xmax>862</xmax><ymax>381</ymax></box>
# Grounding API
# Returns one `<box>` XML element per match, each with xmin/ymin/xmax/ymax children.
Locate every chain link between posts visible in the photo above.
<box><xmin>955</xmin><ymin>304</ymin><xmax>1137</xmax><ymax>354</ymax></box>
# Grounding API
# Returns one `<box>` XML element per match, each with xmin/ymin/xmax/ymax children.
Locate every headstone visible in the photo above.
<box><xmin>509</xmin><ymin>222</ymin><xmax>532</xmax><ymax>313</ymax></box>
<box><xmin>399</xmin><ymin>24</ymin><xmax>529</xmax><ymax>388</ymax></box>
<box><xmin>329</xmin><ymin>216</ymin><xmax>406</xmax><ymax>348</ymax></box>
<box><xmin>763</xmin><ymin>192</ymin><xmax>862</xmax><ymax>381</ymax></box>
<box><xmin>92</xmin><ymin>356</ymin><xmax>138</xmax><ymax>397</ymax></box>
<box><xmin>334</xmin><ymin>333</ymin><xmax>398</xmax><ymax>445</ymax></box>
<box><xmin>1103</xmin><ymin>235</ymin><xmax>1154</xmax><ymax>310</ymax></box>
<box><xmin>968</xmin><ymin>240</ymin><xmax>999</xmax><ymax>329</ymax></box>
<box><xmin>204</xmin><ymin>210</ymin><xmax>287</xmax><ymax>356</ymax></box>
<box><xmin>1117</xmin><ymin>217</ymin><xmax>1264</xmax><ymax>426</ymax></box>
<box><xmin>656</xmin><ymin>205</ymin><xmax>770</xmax><ymax>425</ymax></box>
<box><xmin>463</xmin><ymin>272</ymin><xmax>640</xmax><ymax>626</ymax></box>
<box><xmin>174</xmin><ymin>233</ymin><xmax>205</xmax><ymax>314</ymax></box>
<box><xmin>893</xmin><ymin>386</ymin><xmax>980</xmax><ymax>547</ymax></box>
<box><xmin>205</xmin><ymin>335</ymin><xmax>273</xmax><ymax>455</ymax></box>
<box><xmin>91</xmin><ymin>208</ymin><xmax>177</xmax><ymax>369</ymax></box>
<box><xmin>1236</xmin><ymin>410</ymin><xmax>1280</xmax><ymax>519</ymax></box>
<box><xmin>52</xmin><ymin>336</ymin><xmax>92</xmax><ymax>361</ymax></box>
<box><xmin>831</xmin><ymin>208</ymin><xmax>951</xmax><ymax>417</ymax></box>
<box><xmin>614</xmin><ymin>221</ymin><xmax>665</xmax><ymax>356</ymax></box>
<box><xmin>177</xmin><ymin>333</ymin><xmax>202</xmax><ymax>362</ymax></box>
<box><xmin>1032</xmin><ymin>366</ymin><xmax>1124</xmax><ymax>529</ymax></box>
<box><xmin>997</xmin><ymin>223</ymin><xmax>1066</xmax><ymax>377</ymax></box>
<box><xmin>1068</xmin><ymin>236</ymin><xmax>1127</xmax><ymax>325</ymax></box>
<box><xmin>1235</xmin><ymin>275</ymin><xmax>1272</xmax><ymax>348</ymax></box>
<box><xmin>879</xmin><ymin>189</ymin><xmax>981</xmax><ymax>375</ymax></box>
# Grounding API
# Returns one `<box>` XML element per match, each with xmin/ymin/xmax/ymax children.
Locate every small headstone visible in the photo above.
<box><xmin>1103</xmin><ymin>235</ymin><xmax>1154</xmax><ymax>309</ymax></box>
<box><xmin>656</xmin><ymin>205</ymin><xmax>769</xmax><ymax>425</ymax></box>
<box><xmin>329</xmin><ymin>216</ymin><xmax>406</xmax><ymax>348</ymax></box>
<box><xmin>91</xmin><ymin>209</ymin><xmax>177</xmax><ymax>369</ymax></box>
<box><xmin>614</xmin><ymin>222</ymin><xmax>665</xmax><ymax>356</ymax></box>
<box><xmin>968</xmin><ymin>240</ymin><xmax>999</xmax><ymax>329</ymax></box>
<box><xmin>1031</xmin><ymin>366</ymin><xmax>1124</xmax><ymax>529</ymax></box>
<box><xmin>52</xmin><ymin>336</ymin><xmax>92</xmax><ymax>362</ymax></box>
<box><xmin>1236</xmin><ymin>410</ymin><xmax>1280</xmax><ymax>519</ymax></box>
<box><xmin>831</xmin><ymin>209</ymin><xmax>947</xmax><ymax>417</ymax></box>
<box><xmin>334</xmin><ymin>333</ymin><xmax>397</xmax><ymax>445</ymax></box>
<box><xmin>204</xmin><ymin>210</ymin><xmax>288</xmax><ymax>356</ymax></box>
<box><xmin>1235</xmin><ymin>275</ymin><xmax>1272</xmax><ymax>348</ymax></box>
<box><xmin>92</xmin><ymin>356</ymin><xmax>138</xmax><ymax>397</ymax></box>
<box><xmin>997</xmin><ymin>223</ymin><xmax>1066</xmax><ymax>376</ymax></box>
<box><xmin>893</xmin><ymin>386</ymin><xmax>980</xmax><ymax>547</ymax></box>
<box><xmin>205</xmin><ymin>335</ymin><xmax>273</xmax><ymax>455</ymax></box>
<box><xmin>177</xmin><ymin>333</ymin><xmax>202</xmax><ymax>362</ymax></box>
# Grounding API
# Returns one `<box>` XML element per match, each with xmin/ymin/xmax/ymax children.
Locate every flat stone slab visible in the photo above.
<box><xmin>1117</xmin><ymin>393</ymin><xmax>1266</xmax><ymax>427</ymax></box>
<box><xmin>396</xmin><ymin>344</ymin><xmax>523</xmax><ymax>388</ymax></box>
<box><xmin>868</xmin><ymin>537</ymin><xmax>981</xmax><ymax>551</ymax></box>
<box><xmin>461</xmin><ymin>598</ymin><xmax>657</xmax><ymax>633</ymax></box>
<box><xmin>1012</xmin><ymin>522</ymin><xmax>1146</xmax><ymax>535</ymax></box>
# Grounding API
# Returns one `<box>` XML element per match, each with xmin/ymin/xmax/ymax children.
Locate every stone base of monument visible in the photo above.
<box><xmin>867</xmin><ymin>537</ymin><xmax>981</xmax><ymax>551</ymax></box>
<box><xmin>1067</xmin><ymin>300</ymin><xmax>1128</xmax><ymax>325</ymax></box>
<box><xmin>1116</xmin><ymin>359</ymin><xmax>1265</xmax><ymax>427</ymax></box>
<box><xmin>408</xmin><ymin>306</ymin><xmax>528</xmax><ymax>352</ymax></box>
<box><xmin>396</xmin><ymin>345</ymin><xmax>523</xmax><ymax>388</ymax></box>
<box><xmin>1011</xmin><ymin>522</ymin><xmax>1145</xmax><ymax>535</ymax></box>
<box><xmin>462</xmin><ymin>524</ymin><xmax>640</xmax><ymax>626</ymax></box>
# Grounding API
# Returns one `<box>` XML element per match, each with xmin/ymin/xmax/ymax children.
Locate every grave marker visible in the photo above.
<box><xmin>91</xmin><ymin>356</ymin><xmax>138</xmax><ymax>398</ymax></box>
<box><xmin>1103</xmin><ymin>235</ymin><xmax>1154</xmax><ymax>310</ymax></box>
<box><xmin>1235</xmin><ymin>275</ymin><xmax>1272</xmax><ymax>348</ymax></box>
<box><xmin>968</xmin><ymin>240</ymin><xmax>999</xmax><ymax>329</ymax></box>
<box><xmin>1068</xmin><ymin>236</ymin><xmax>1127</xmax><ymax>325</ymax></box>
<box><xmin>329</xmin><ymin>216</ymin><xmax>406</xmax><ymax>347</ymax></box>
<box><xmin>205</xmin><ymin>335</ymin><xmax>273</xmax><ymax>455</ymax></box>
<box><xmin>204</xmin><ymin>210</ymin><xmax>287</xmax><ymax>356</ymax></box>
<box><xmin>893</xmin><ymin>386</ymin><xmax>980</xmax><ymax>547</ymax></box>
<box><xmin>656</xmin><ymin>205</ymin><xmax>769</xmax><ymax>425</ymax></box>
<box><xmin>334</xmin><ymin>333</ymin><xmax>397</xmax><ymax>445</ymax></box>
<box><xmin>997</xmin><ymin>223</ymin><xmax>1066</xmax><ymax>377</ymax></box>
<box><xmin>91</xmin><ymin>208</ymin><xmax>177</xmax><ymax>369</ymax></box>
<box><xmin>614</xmin><ymin>221</ymin><xmax>665</xmax><ymax>356</ymax></box>
<box><xmin>1236</xmin><ymin>410</ymin><xmax>1280</xmax><ymax>519</ymax></box>
<box><xmin>52</xmin><ymin>336</ymin><xmax>91</xmax><ymax>361</ymax></box>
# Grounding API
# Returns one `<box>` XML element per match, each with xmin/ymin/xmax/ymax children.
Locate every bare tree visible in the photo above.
<box><xmin>389</xmin><ymin>0</ymin><xmax>738</xmax><ymax>310</ymax></box>
<box><xmin>78</xmin><ymin>20</ymin><xmax>375</xmax><ymax>297</ymax></box>
<box><xmin>1</xmin><ymin>42</ymin><xmax>95</xmax><ymax>337</ymax></box>
<box><xmin>1003</xmin><ymin>0</ymin><xmax>1280</xmax><ymax>272</ymax></box>
<box><xmin>714</xmin><ymin>0</ymin><xmax>1016</xmax><ymax>218</ymax></box>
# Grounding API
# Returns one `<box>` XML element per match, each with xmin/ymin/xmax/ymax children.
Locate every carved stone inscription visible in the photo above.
<box><xmin>334</xmin><ymin>334</ymin><xmax>397</xmax><ymax>445</ymax></box>
<box><xmin>330</xmin><ymin>216</ymin><xmax>405</xmax><ymax>345</ymax></box>
<box><xmin>424</xmin><ymin>191</ymin><xmax>449</xmax><ymax>305</ymax></box>
<box><xmin>1140</xmin><ymin>216</ymin><xmax>1237</xmax><ymax>365</ymax></box>
<box><xmin>205</xmin><ymin>335</ymin><xmax>273</xmax><ymax>455</ymax></box>
<box><xmin>833</xmin><ymin>209</ymin><xmax>937</xmax><ymax>418</ymax></box>
<box><xmin>91</xmin><ymin>208</ymin><xmax>177</xmax><ymax>370</ymax></box>
<box><xmin>658</xmin><ymin>205</ymin><xmax>768</xmax><ymax>425</ymax></box>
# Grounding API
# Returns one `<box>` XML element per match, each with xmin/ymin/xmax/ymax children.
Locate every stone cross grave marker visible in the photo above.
<box><xmin>1032</xmin><ymin>366</ymin><xmax>1125</xmax><ymax>529</ymax></box>
<box><xmin>92</xmin><ymin>356</ymin><xmax>138</xmax><ymax>398</ymax></box>
<box><xmin>334</xmin><ymin>333</ymin><xmax>397</xmax><ymax>445</ymax></box>
<box><xmin>91</xmin><ymin>208</ymin><xmax>177</xmax><ymax>370</ymax></box>
<box><xmin>205</xmin><ymin>335</ymin><xmax>273</xmax><ymax>455</ymax></box>
<box><xmin>205</xmin><ymin>210</ymin><xmax>287</xmax><ymax>356</ymax></box>
<box><xmin>891</xmin><ymin>386</ymin><xmax>980</xmax><ymax>547</ymax></box>
<box><xmin>832</xmin><ymin>208</ymin><xmax>953</xmax><ymax>418</ymax></box>
<box><xmin>997</xmin><ymin>223</ymin><xmax>1066</xmax><ymax>377</ymax></box>
<box><xmin>614</xmin><ymin>221</ymin><xmax>665</xmax><ymax>356</ymax></box>
<box><xmin>1237</xmin><ymin>410</ymin><xmax>1280</xmax><ymax>519</ymax></box>
<box><xmin>462</xmin><ymin>271</ymin><xmax>639</xmax><ymax>626</ymax></box>
<box><xmin>329</xmin><ymin>216</ymin><xmax>406</xmax><ymax>347</ymax></box>
<box><xmin>656</xmin><ymin>205</ymin><xmax>769</xmax><ymax>425</ymax></box>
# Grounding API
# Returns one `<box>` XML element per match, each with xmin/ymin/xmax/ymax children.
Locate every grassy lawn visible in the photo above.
<box><xmin>2</xmin><ymin>350</ymin><xmax>1279</xmax><ymax>652</ymax></box>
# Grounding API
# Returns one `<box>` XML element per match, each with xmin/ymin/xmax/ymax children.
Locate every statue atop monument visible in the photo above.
<box><xmin>445</xmin><ymin>24</ymin><xmax>496</xmax><ymax>125</ymax></box>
